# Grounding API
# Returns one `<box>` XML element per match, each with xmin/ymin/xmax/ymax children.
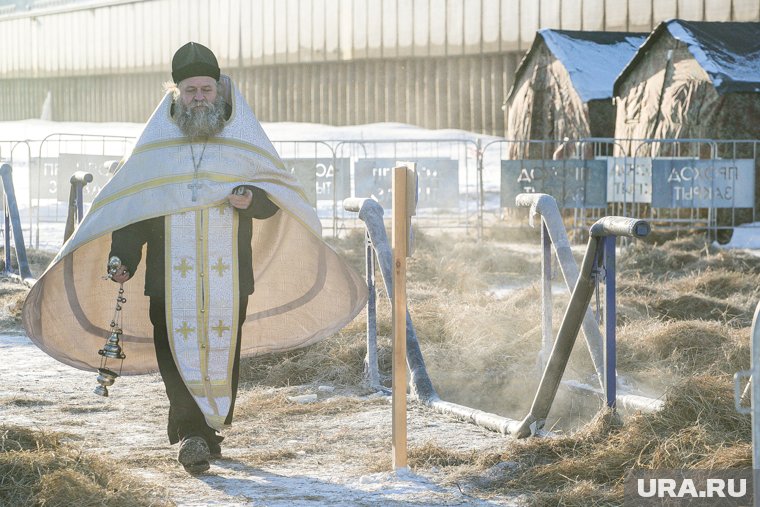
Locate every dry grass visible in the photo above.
<box><xmin>239</xmin><ymin>317</ymin><xmax>392</xmax><ymax>388</ymax></box>
<box><xmin>619</xmin><ymin>234</ymin><xmax>760</xmax><ymax>280</ymax></box>
<box><xmin>0</xmin><ymin>247</ymin><xmax>56</xmax><ymax>278</ymax></box>
<box><xmin>319</xmin><ymin>230</ymin><xmax>756</xmax><ymax>505</ymax></box>
<box><xmin>0</xmin><ymin>425</ymin><xmax>171</xmax><ymax>507</ymax></box>
<box><xmin>617</xmin><ymin>320</ymin><xmax>749</xmax><ymax>375</ymax></box>
<box><xmin>235</xmin><ymin>388</ymin><xmax>386</xmax><ymax>424</ymax></box>
<box><xmin>7</xmin><ymin>229</ymin><xmax>759</xmax><ymax>504</ymax></box>
<box><xmin>436</xmin><ymin>375</ymin><xmax>751</xmax><ymax>504</ymax></box>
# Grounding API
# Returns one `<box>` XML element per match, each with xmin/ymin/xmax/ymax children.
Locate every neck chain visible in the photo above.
<box><xmin>188</xmin><ymin>138</ymin><xmax>208</xmax><ymax>202</ymax></box>
<box><xmin>190</xmin><ymin>138</ymin><xmax>208</xmax><ymax>174</ymax></box>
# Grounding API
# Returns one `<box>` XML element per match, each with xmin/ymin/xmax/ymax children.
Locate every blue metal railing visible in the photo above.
<box><xmin>64</xmin><ymin>171</ymin><xmax>93</xmax><ymax>243</ymax></box>
<box><xmin>0</xmin><ymin>164</ymin><xmax>33</xmax><ymax>282</ymax></box>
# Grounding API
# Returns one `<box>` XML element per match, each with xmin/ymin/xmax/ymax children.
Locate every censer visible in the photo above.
<box><xmin>94</xmin><ymin>256</ymin><xmax>128</xmax><ymax>397</ymax></box>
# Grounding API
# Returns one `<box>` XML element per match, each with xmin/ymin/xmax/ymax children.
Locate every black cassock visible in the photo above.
<box><xmin>109</xmin><ymin>186</ymin><xmax>278</xmax><ymax>447</ymax></box>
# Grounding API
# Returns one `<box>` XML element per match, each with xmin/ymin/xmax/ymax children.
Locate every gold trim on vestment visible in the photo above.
<box><xmin>164</xmin><ymin>205</ymin><xmax>240</xmax><ymax>430</ymax></box>
<box><xmin>131</xmin><ymin>138</ymin><xmax>285</xmax><ymax>170</ymax></box>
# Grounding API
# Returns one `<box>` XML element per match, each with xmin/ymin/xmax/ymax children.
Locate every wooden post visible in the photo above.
<box><xmin>391</xmin><ymin>165</ymin><xmax>408</xmax><ymax>470</ymax></box>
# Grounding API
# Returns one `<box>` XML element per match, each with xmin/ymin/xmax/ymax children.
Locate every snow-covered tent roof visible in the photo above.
<box><xmin>614</xmin><ymin>19</ymin><xmax>760</xmax><ymax>96</ymax></box>
<box><xmin>504</xmin><ymin>29</ymin><xmax>646</xmax><ymax>157</ymax></box>
<box><xmin>507</xmin><ymin>29</ymin><xmax>647</xmax><ymax>104</ymax></box>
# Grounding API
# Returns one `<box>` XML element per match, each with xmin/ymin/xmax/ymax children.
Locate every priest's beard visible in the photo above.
<box><xmin>174</xmin><ymin>95</ymin><xmax>226</xmax><ymax>138</ymax></box>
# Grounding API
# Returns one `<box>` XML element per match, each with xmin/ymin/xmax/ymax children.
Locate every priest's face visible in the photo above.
<box><xmin>174</xmin><ymin>76</ymin><xmax>226</xmax><ymax>138</ymax></box>
<box><xmin>178</xmin><ymin>76</ymin><xmax>218</xmax><ymax>107</ymax></box>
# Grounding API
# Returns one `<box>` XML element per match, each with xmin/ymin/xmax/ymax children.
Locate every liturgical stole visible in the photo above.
<box><xmin>165</xmin><ymin>204</ymin><xmax>240</xmax><ymax>429</ymax></box>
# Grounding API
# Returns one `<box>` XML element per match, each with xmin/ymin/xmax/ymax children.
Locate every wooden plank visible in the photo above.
<box><xmin>391</xmin><ymin>165</ymin><xmax>408</xmax><ymax>471</ymax></box>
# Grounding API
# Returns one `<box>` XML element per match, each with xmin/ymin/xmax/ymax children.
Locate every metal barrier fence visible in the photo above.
<box><xmin>333</xmin><ymin>139</ymin><xmax>481</xmax><ymax>235</ymax></box>
<box><xmin>0</xmin><ymin>134</ymin><xmax>135</xmax><ymax>250</ymax></box>
<box><xmin>0</xmin><ymin>140</ymin><xmax>33</xmax><ymax>248</ymax></box>
<box><xmin>483</xmin><ymin>138</ymin><xmax>760</xmax><ymax>241</ymax></box>
<box><xmin>0</xmin><ymin>134</ymin><xmax>757</xmax><ymax>252</ymax></box>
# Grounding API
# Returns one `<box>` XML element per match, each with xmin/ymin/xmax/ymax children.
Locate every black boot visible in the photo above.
<box><xmin>177</xmin><ymin>436</ymin><xmax>210</xmax><ymax>474</ymax></box>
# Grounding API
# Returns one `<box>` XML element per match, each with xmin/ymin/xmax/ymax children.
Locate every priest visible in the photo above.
<box><xmin>22</xmin><ymin>42</ymin><xmax>367</xmax><ymax>475</ymax></box>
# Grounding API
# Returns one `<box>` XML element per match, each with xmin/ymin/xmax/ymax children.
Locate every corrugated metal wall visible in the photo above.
<box><xmin>0</xmin><ymin>0</ymin><xmax>758</xmax><ymax>133</ymax></box>
<box><xmin>0</xmin><ymin>54</ymin><xmax>519</xmax><ymax>134</ymax></box>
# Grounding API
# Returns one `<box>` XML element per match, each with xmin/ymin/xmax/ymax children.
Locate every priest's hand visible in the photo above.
<box><xmin>228</xmin><ymin>187</ymin><xmax>253</xmax><ymax>209</ymax></box>
<box><xmin>110</xmin><ymin>264</ymin><xmax>131</xmax><ymax>284</ymax></box>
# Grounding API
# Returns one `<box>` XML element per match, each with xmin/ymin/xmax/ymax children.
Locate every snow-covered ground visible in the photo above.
<box><xmin>0</xmin><ymin>333</ymin><xmax>520</xmax><ymax>506</ymax></box>
<box><xmin>0</xmin><ymin>118</ymin><xmax>525</xmax><ymax>505</ymax></box>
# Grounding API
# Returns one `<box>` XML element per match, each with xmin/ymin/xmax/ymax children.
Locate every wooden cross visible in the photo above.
<box><xmin>212</xmin><ymin>320</ymin><xmax>230</xmax><ymax>338</ymax></box>
<box><xmin>174</xmin><ymin>258</ymin><xmax>193</xmax><ymax>277</ymax></box>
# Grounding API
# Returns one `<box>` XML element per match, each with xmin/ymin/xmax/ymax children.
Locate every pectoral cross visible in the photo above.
<box><xmin>188</xmin><ymin>180</ymin><xmax>202</xmax><ymax>202</ymax></box>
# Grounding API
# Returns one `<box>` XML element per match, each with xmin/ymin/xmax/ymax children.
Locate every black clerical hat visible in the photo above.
<box><xmin>172</xmin><ymin>42</ymin><xmax>220</xmax><ymax>84</ymax></box>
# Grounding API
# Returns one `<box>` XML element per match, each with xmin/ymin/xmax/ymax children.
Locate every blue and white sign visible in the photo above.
<box><xmin>354</xmin><ymin>158</ymin><xmax>459</xmax><ymax>209</ymax></box>
<box><xmin>651</xmin><ymin>159</ymin><xmax>755</xmax><ymax>208</ymax></box>
<box><xmin>607</xmin><ymin>157</ymin><xmax>652</xmax><ymax>203</ymax></box>
<box><xmin>501</xmin><ymin>159</ymin><xmax>607</xmax><ymax>208</ymax></box>
<box><xmin>31</xmin><ymin>154</ymin><xmax>118</xmax><ymax>202</ymax></box>
<box><xmin>283</xmin><ymin>158</ymin><xmax>350</xmax><ymax>206</ymax></box>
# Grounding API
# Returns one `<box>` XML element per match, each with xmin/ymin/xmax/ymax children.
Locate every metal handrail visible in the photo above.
<box><xmin>510</xmin><ymin>210</ymin><xmax>651</xmax><ymax>438</ymax></box>
<box><xmin>0</xmin><ymin>164</ymin><xmax>34</xmax><ymax>285</ymax></box>
<box><xmin>343</xmin><ymin>197</ymin><xmax>436</xmax><ymax>400</ymax></box>
<box><xmin>734</xmin><ymin>301</ymin><xmax>760</xmax><ymax>505</ymax></box>
<box><xmin>344</xmin><ymin>197</ymin><xmax>524</xmax><ymax>435</ymax></box>
<box><xmin>515</xmin><ymin>192</ymin><xmax>606</xmax><ymax>388</ymax></box>
<box><xmin>63</xmin><ymin>171</ymin><xmax>93</xmax><ymax>243</ymax></box>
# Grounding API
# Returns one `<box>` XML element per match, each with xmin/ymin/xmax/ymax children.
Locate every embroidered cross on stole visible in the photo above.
<box><xmin>164</xmin><ymin>204</ymin><xmax>240</xmax><ymax>430</ymax></box>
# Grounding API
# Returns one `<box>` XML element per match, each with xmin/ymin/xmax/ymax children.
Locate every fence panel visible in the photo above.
<box><xmin>483</xmin><ymin>138</ymin><xmax>760</xmax><ymax>241</ymax></box>
<box><xmin>270</xmin><ymin>140</ymin><xmax>343</xmax><ymax>235</ymax></box>
<box><xmin>5</xmin><ymin>134</ymin><xmax>758</xmax><ymax>251</ymax></box>
<box><xmin>34</xmin><ymin>133</ymin><xmax>134</xmax><ymax>249</ymax></box>
<box><xmin>0</xmin><ymin>140</ymin><xmax>36</xmax><ymax>248</ymax></box>
<box><xmin>333</xmin><ymin>139</ymin><xmax>481</xmax><ymax>234</ymax></box>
